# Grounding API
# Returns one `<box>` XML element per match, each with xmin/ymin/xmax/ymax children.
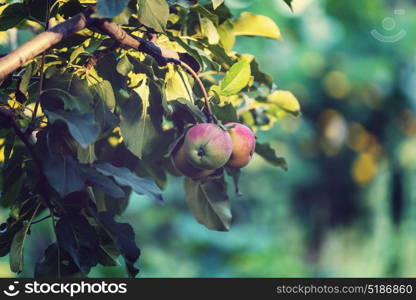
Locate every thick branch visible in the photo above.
<box><xmin>0</xmin><ymin>7</ymin><xmax>95</xmax><ymax>80</ymax></box>
<box><xmin>0</xmin><ymin>6</ymin><xmax>199</xmax><ymax>81</ymax></box>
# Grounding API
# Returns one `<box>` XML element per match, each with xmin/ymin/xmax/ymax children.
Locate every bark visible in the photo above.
<box><xmin>0</xmin><ymin>6</ymin><xmax>199</xmax><ymax>81</ymax></box>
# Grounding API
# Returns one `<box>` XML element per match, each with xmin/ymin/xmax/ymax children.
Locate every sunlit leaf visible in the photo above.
<box><xmin>137</xmin><ymin>0</ymin><xmax>169</xmax><ymax>32</ymax></box>
<box><xmin>233</xmin><ymin>12</ymin><xmax>281</xmax><ymax>40</ymax></box>
<box><xmin>267</xmin><ymin>90</ymin><xmax>301</xmax><ymax>116</ymax></box>
<box><xmin>219</xmin><ymin>59</ymin><xmax>251</xmax><ymax>96</ymax></box>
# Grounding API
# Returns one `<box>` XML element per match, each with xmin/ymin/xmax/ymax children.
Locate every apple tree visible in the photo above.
<box><xmin>0</xmin><ymin>0</ymin><xmax>299</xmax><ymax>277</ymax></box>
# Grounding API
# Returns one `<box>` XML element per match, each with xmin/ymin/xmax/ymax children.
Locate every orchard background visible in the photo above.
<box><xmin>1</xmin><ymin>0</ymin><xmax>416</xmax><ymax>278</ymax></box>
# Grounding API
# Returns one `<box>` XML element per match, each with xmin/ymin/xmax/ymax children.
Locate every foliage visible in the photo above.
<box><xmin>0</xmin><ymin>0</ymin><xmax>299</xmax><ymax>277</ymax></box>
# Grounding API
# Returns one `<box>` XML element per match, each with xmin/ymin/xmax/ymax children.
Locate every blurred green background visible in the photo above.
<box><xmin>2</xmin><ymin>0</ymin><xmax>416</xmax><ymax>277</ymax></box>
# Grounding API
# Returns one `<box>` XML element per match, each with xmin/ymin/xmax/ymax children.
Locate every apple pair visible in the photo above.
<box><xmin>173</xmin><ymin>122</ymin><xmax>256</xmax><ymax>179</ymax></box>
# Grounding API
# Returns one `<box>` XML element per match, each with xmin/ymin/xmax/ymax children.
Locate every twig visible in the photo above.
<box><xmin>178</xmin><ymin>61</ymin><xmax>213</xmax><ymax>123</ymax></box>
<box><xmin>84</xmin><ymin>42</ymin><xmax>120</xmax><ymax>70</ymax></box>
<box><xmin>31</xmin><ymin>214</ymin><xmax>52</xmax><ymax>225</ymax></box>
<box><xmin>31</xmin><ymin>0</ymin><xmax>51</xmax><ymax>127</ymax></box>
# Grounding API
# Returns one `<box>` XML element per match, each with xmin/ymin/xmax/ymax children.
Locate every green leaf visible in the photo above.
<box><xmin>170</xmin><ymin>98</ymin><xmax>206</xmax><ymax>123</ymax></box>
<box><xmin>137</xmin><ymin>0</ymin><xmax>169</xmax><ymax>32</ymax></box>
<box><xmin>35</xmin><ymin>243</ymin><xmax>83</xmax><ymax>278</ymax></box>
<box><xmin>255</xmin><ymin>142</ymin><xmax>288</xmax><ymax>171</ymax></box>
<box><xmin>94</xmin><ymin>162</ymin><xmax>163</xmax><ymax>203</ymax></box>
<box><xmin>219</xmin><ymin>59</ymin><xmax>251</xmax><ymax>96</ymax></box>
<box><xmin>119</xmin><ymin>80</ymin><xmax>164</xmax><ymax>159</ymax></box>
<box><xmin>9</xmin><ymin>220</ymin><xmax>31</xmax><ymax>273</ymax></box>
<box><xmin>267</xmin><ymin>90</ymin><xmax>301</xmax><ymax>116</ymax></box>
<box><xmin>217</xmin><ymin>20</ymin><xmax>235</xmax><ymax>53</ymax></box>
<box><xmin>233</xmin><ymin>12</ymin><xmax>281</xmax><ymax>40</ymax></box>
<box><xmin>45</xmin><ymin>110</ymin><xmax>100</xmax><ymax>148</ymax></box>
<box><xmin>96</xmin><ymin>0</ymin><xmax>130</xmax><ymax>18</ymax></box>
<box><xmin>43</xmin><ymin>154</ymin><xmax>86</xmax><ymax>197</ymax></box>
<box><xmin>225</xmin><ymin>167</ymin><xmax>241</xmax><ymax>195</ymax></box>
<box><xmin>116</xmin><ymin>55</ymin><xmax>134</xmax><ymax>77</ymax></box>
<box><xmin>92</xmin><ymin>80</ymin><xmax>116</xmax><ymax>111</ymax></box>
<box><xmin>19</xmin><ymin>62</ymin><xmax>35</xmax><ymax>95</ymax></box>
<box><xmin>164</xmin><ymin>67</ymin><xmax>193</xmax><ymax>101</ymax></box>
<box><xmin>56</xmin><ymin>214</ymin><xmax>99</xmax><ymax>274</ymax></box>
<box><xmin>82</xmin><ymin>165</ymin><xmax>125</xmax><ymax>199</ymax></box>
<box><xmin>0</xmin><ymin>3</ymin><xmax>29</xmax><ymax>31</ymax></box>
<box><xmin>42</xmin><ymin>88</ymin><xmax>92</xmax><ymax>114</ymax></box>
<box><xmin>96</xmin><ymin>211</ymin><xmax>140</xmax><ymax>277</ymax></box>
<box><xmin>212</xmin><ymin>102</ymin><xmax>238</xmax><ymax>123</ymax></box>
<box><xmin>211</xmin><ymin>0</ymin><xmax>224</xmax><ymax>9</ymax></box>
<box><xmin>77</xmin><ymin>144</ymin><xmax>96</xmax><ymax>164</ymax></box>
<box><xmin>200</xmin><ymin>17</ymin><xmax>220</xmax><ymax>45</ymax></box>
<box><xmin>184</xmin><ymin>177</ymin><xmax>231</xmax><ymax>231</ymax></box>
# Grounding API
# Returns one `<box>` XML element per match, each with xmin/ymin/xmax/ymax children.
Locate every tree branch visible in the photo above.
<box><xmin>0</xmin><ymin>5</ymin><xmax>200</xmax><ymax>81</ymax></box>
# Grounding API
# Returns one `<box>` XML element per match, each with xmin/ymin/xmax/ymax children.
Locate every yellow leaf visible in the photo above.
<box><xmin>267</xmin><ymin>90</ymin><xmax>300</xmax><ymax>115</ymax></box>
<box><xmin>233</xmin><ymin>12</ymin><xmax>281</xmax><ymax>40</ymax></box>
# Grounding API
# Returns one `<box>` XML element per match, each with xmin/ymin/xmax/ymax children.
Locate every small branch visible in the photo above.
<box><xmin>30</xmin><ymin>213</ymin><xmax>50</xmax><ymax>225</ymax></box>
<box><xmin>32</xmin><ymin>0</ymin><xmax>52</xmax><ymax>127</ymax></box>
<box><xmin>84</xmin><ymin>42</ymin><xmax>120</xmax><ymax>70</ymax></box>
<box><xmin>0</xmin><ymin>5</ymin><xmax>200</xmax><ymax>81</ymax></box>
<box><xmin>0</xmin><ymin>106</ymin><xmax>55</xmax><ymax>213</ymax></box>
<box><xmin>178</xmin><ymin>61</ymin><xmax>213</xmax><ymax>123</ymax></box>
<box><xmin>0</xmin><ymin>6</ymin><xmax>95</xmax><ymax>81</ymax></box>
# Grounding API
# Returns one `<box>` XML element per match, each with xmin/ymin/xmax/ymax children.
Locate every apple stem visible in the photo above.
<box><xmin>179</xmin><ymin>61</ymin><xmax>214</xmax><ymax>123</ymax></box>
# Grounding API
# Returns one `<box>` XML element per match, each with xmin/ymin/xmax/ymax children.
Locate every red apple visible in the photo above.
<box><xmin>183</xmin><ymin>123</ymin><xmax>232</xmax><ymax>170</ymax></box>
<box><xmin>225</xmin><ymin>122</ymin><xmax>256</xmax><ymax>168</ymax></box>
<box><xmin>173</xmin><ymin>143</ymin><xmax>214</xmax><ymax>179</ymax></box>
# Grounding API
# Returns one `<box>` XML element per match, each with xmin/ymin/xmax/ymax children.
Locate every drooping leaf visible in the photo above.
<box><xmin>18</xmin><ymin>62</ymin><xmax>35</xmax><ymax>95</ymax></box>
<box><xmin>45</xmin><ymin>110</ymin><xmax>100</xmax><ymax>148</ymax></box>
<box><xmin>9</xmin><ymin>220</ymin><xmax>31</xmax><ymax>273</ymax></box>
<box><xmin>225</xmin><ymin>167</ymin><xmax>242</xmax><ymax>195</ymax></box>
<box><xmin>82</xmin><ymin>165</ymin><xmax>125</xmax><ymax>199</ymax></box>
<box><xmin>164</xmin><ymin>67</ymin><xmax>194</xmax><ymax>102</ymax></box>
<box><xmin>219</xmin><ymin>59</ymin><xmax>251</xmax><ymax>96</ymax></box>
<box><xmin>233</xmin><ymin>12</ymin><xmax>281</xmax><ymax>40</ymax></box>
<box><xmin>96</xmin><ymin>0</ymin><xmax>130</xmax><ymax>18</ymax></box>
<box><xmin>94</xmin><ymin>162</ymin><xmax>163</xmax><ymax>203</ymax></box>
<box><xmin>217</xmin><ymin>20</ymin><xmax>235</xmax><ymax>53</ymax></box>
<box><xmin>116</xmin><ymin>55</ymin><xmax>134</xmax><ymax>77</ymax></box>
<box><xmin>77</xmin><ymin>144</ymin><xmax>97</xmax><ymax>164</ymax></box>
<box><xmin>119</xmin><ymin>80</ymin><xmax>164</xmax><ymax>159</ymax></box>
<box><xmin>35</xmin><ymin>243</ymin><xmax>83</xmax><ymax>278</ymax></box>
<box><xmin>184</xmin><ymin>177</ymin><xmax>231</xmax><ymax>231</ymax></box>
<box><xmin>200</xmin><ymin>17</ymin><xmax>220</xmax><ymax>45</ymax></box>
<box><xmin>255</xmin><ymin>142</ymin><xmax>288</xmax><ymax>171</ymax></box>
<box><xmin>96</xmin><ymin>211</ymin><xmax>140</xmax><ymax>277</ymax></box>
<box><xmin>93</xmin><ymin>96</ymin><xmax>119</xmax><ymax>136</ymax></box>
<box><xmin>92</xmin><ymin>80</ymin><xmax>116</xmax><ymax>112</ymax></box>
<box><xmin>55</xmin><ymin>214</ymin><xmax>99</xmax><ymax>274</ymax></box>
<box><xmin>43</xmin><ymin>154</ymin><xmax>86</xmax><ymax>197</ymax></box>
<box><xmin>137</xmin><ymin>0</ymin><xmax>169</xmax><ymax>32</ymax></box>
